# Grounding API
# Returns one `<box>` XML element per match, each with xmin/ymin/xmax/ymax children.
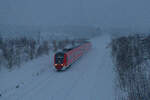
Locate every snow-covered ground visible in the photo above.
<box><xmin>0</xmin><ymin>34</ymin><xmax>115</xmax><ymax>100</ymax></box>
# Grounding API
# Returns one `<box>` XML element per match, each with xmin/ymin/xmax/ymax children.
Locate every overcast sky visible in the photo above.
<box><xmin>0</xmin><ymin>0</ymin><xmax>150</xmax><ymax>29</ymax></box>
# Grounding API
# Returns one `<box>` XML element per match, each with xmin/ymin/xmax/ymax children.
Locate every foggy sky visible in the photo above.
<box><xmin>0</xmin><ymin>0</ymin><xmax>150</xmax><ymax>29</ymax></box>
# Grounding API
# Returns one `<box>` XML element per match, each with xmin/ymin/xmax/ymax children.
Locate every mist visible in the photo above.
<box><xmin>0</xmin><ymin>0</ymin><xmax>150</xmax><ymax>31</ymax></box>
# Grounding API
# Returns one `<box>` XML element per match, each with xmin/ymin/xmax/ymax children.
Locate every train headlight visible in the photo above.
<box><xmin>55</xmin><ymin>64</ymin><xmax>57</xmax><ymax>66</ymax></box>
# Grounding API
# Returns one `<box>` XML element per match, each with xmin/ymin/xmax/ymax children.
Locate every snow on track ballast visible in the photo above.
<box><xmin>54</xmin><ymin>42</ymin><xmax>92</xmax><ymax>71</ymax></box>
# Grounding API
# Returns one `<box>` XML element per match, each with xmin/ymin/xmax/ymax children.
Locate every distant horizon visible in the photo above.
<box><xmin>0</xmin><ymin>24</ymin><xmax>149</xmax><ymax>33</ymax></box>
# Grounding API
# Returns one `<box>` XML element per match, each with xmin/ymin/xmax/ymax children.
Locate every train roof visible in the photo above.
<box><xmin>56</xmin><ymin>42</ymin><xmax>91</xmax><ymax>54</ymax></box>
<box><xmin>61</xmin><ymin>44</ymin><xmax>81</xmax><ymax>53</ymax></box>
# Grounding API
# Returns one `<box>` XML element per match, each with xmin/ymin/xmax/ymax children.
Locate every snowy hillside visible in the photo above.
<box><xmin>0</xmin><ymin>35</ymin><xmax>115</xmax><ymax>100</ymax></box>
<box><xmin>111</xmin><ymin>34</ymin><xmax>150</xmax><ymax>100</ymax></box>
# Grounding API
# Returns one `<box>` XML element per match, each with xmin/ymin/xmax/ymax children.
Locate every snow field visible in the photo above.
<box><xmin>0</xmin><ymin>34</ymin><xmax>115</xmax><ymax>100</ymax></box>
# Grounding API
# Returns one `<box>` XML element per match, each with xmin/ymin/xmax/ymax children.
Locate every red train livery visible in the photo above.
<box><xmin>54</xmin><ymin>42</ymin><xmax>92</xmax><ymax>71</ymax></box>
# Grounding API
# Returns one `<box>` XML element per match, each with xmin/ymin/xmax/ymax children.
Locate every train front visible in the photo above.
<box><xmin>54</xmin><ymin>52</ymin><xmax>66</xmax><ymax>71</ymax></box>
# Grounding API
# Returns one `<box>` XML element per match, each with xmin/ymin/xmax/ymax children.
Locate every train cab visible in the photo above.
<box><xmin>54</xmin><ymin>52</ymin><xmax>65</xmax><ymax>70</ymax></box>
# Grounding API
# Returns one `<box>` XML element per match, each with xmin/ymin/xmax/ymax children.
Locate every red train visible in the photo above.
<box><xmin>54</xmin><ymin>42</ymin><xmax>92</xmax><ymax>71</ymax></box>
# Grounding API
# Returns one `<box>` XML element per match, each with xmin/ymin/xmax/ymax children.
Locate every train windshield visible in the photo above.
<box><xmin>55</xmin><ymin>52</ymin><xmax>64</xmax><ymax>64</ymax></box>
